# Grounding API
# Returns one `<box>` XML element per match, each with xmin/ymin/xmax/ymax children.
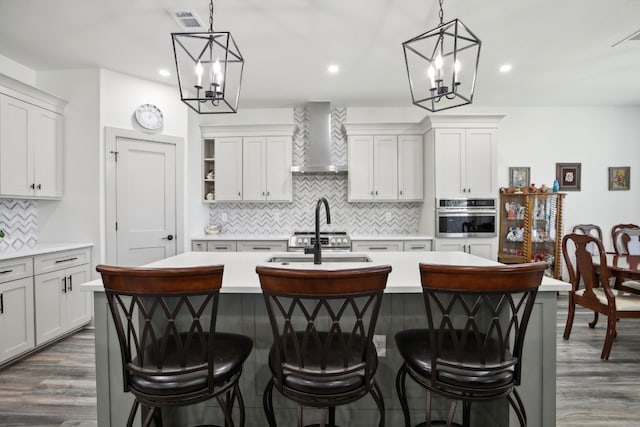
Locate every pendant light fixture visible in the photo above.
<box><xmin>403</xmin><ymin>0</ymin><xmax>481</xmax><ymax>112</ymax></box>
<box><xmin>171</xmin><ymin>0</ymin><xmax>244</xmax><ymax>114</ymax></box>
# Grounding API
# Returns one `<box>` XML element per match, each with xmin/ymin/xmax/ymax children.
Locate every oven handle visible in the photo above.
<box><xmin>436</xmin><ymin>209</ymin><xmax>497</xmax><ymax>216</ymax></box>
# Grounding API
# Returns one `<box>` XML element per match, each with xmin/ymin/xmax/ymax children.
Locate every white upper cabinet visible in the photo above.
<box><xmin>243</xmin><ymin>136</ymin><xmax>292</xmax><ymax>202</ymax></box>
<box><xmin>202</xmin><ymin>124</ymin><xmax>294</xmax><ymax>203</ymax></box>
<box><xmin>398</xmin><ymin>135</ymin><xmax>423</xmax><ymax>200</ymax></box>
<box><xmin>0</xmin><ymin>76</ymin><xmax>66</xmax><ymax>200</ymax></box>
<box><xmin>214</xmin><ymin>137</ymin><xmax>243</xmax><ymax>201</ymax></box>
<box><xmin>0</xmin><ymin>94</ymin><xmax>63</xmax><ymax>199</ymax></box>
<box><xmin>346</xmin><ymin>123</ymin><xmax>424</xmax><ymax>202</ymax></box>
<box><xmin>425</xmin><ymin>116</ymin><xmax>503</xmax><ymax>199</ymax></box>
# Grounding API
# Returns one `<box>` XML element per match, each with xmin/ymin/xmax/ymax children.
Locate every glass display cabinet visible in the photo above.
<box><xmin>498</xmin><ymin>192</ymin><xmax>566</xmax><ymax>278</ymax></box>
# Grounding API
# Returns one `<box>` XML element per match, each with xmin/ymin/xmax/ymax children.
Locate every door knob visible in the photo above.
<box><xmin>162</xmin><ymin>234</ymin><xmax>174</xmax><ymax>241</ymax></box>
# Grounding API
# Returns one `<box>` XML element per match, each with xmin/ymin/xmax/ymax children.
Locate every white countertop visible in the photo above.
<box><xmin>350</xmin><ymin>234</ymin><xmax>434</xmax><ymax>240</ymax></box>
<box><xmin>0</xmin><ymin>242</ymin><xmax>93</xmax><ymax>261</ymax></box>
<box><xmin>82</xmin><ymin>250</ymin><xmax>568</xmax><ymax>293</ymax></box>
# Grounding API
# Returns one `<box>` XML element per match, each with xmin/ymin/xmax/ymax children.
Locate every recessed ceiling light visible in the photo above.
<box><xmin>158</xmin><ymin>69</ymin><xmax>171</xmax><ymax>77</ymax></box>
<box><xmin>499</xmin><ymin>64</ymin><xmax>512</xmax><ymax>73</ymax></box>
<box><xmin>328</xmin><ymin>64</ymin><xmax>339</xmax><ymax>74</ymax></box>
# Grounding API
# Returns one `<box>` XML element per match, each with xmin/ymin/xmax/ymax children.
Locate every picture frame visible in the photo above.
<box><xmin>508</xmin><ymin>167</ymin><xmax>530</xmax><ymax>188</ymax></box>
<box><xmin>556</xmin><ymin>163</ymin><xmax>581</xmax><ymax>191</ymax></box>
<box><xmin>608</xmin><ymin>166</ymin><xmax>630</xmax><ymax>191</ymax></box>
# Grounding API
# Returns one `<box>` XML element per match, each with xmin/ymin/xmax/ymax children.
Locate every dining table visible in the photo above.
<box><xmin>600</xmin><ymin>253</ymin><xmax>640</xmax><ymax>283</ymax></box>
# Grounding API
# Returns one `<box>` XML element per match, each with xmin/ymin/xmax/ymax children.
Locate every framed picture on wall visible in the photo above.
<box><xmin>508</xmin><ymin>167</ymin><xmax>530</xmax><ymax>188</ymax></box>
<box><xmin>556</xmin><ymin>163</ymin><xmax>581</xmax><ymax>191</ymax></box>
<box><xmin>608</xmin><ymin>166</ymin><xmax>630</xmax><ymax>191</ymax></box>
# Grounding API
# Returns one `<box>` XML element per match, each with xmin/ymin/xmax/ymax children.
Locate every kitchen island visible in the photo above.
<box><xmin>83</xmin><ymin>251</ymin><xmax>568</xmax><ymax>427</ymax></box>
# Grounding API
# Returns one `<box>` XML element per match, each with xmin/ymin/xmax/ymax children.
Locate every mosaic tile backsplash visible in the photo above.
<box><xmin>0</xmin><ymin>200</ymin><xmax>38</xmax><ymax>252</ymax></box>
<box><xmin>208</xmin><ymin>107</ymin><xmax>422</xmax><ymax>235</ymax></box>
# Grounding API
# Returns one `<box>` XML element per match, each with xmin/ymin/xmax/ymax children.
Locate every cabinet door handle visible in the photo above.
<box><xmin>62</xmin><ymin>276</ymin><xmax>68</xmax><ymax>293</ymax></box>
<box><xmin>68</xmin><ymin>275</ymin><xmax>73</xmax><ymax>292</ymax></box>
<box><xmin>238</xmin><ymin>192</ymin><xmax>241</xmax><ymax>196</ymax></box>
<box><xmin>55</xmin><ymin>257</ymin><xmax>78</xmax><ymax>264</ymax></box>
<box><xmin>0</xmin><ymin>293</ymin><xmax>4</xmax><ymax>314</ymax></box>
<box><xmin>37</xmin><ymin>184</ymin><xmax>42</xmax><ymax>190</ymax></box>
<box><xmin>400</xmin><ymin>190</ymin><xmax>403</xmax><ymax>195</ymax></box>
<box><xmin>0</xmin><ymin>269</ymin><xmax>13</xmax><ymax>274</ymax></box>
<box><xmin>30</xmin><ymin>183</ymin><xmax>35</xmax><ymax>189</ymax></box>
<box><xmin>370</xmin><ymin>190</ymin><xmax>374</xmax><ymax>195</ymax></box>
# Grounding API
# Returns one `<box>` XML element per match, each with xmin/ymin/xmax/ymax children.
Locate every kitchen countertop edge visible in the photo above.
<box><xmin>0</xmin><ymin>242</ymin><xmax>94</xmax><ymax>261</ymax></box>
<box><xmin>82</xmin><ymin>250</ymin><xmax>568</xmax><ymax>293</ymax></box>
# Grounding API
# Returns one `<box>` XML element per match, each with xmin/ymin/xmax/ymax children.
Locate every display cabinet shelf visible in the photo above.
<box><xmin>498</xmin><ymin>192</ymin><xmax>566</xmax><ymax>278</ymax></box>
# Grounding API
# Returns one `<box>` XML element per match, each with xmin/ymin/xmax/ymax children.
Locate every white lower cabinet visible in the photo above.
<box><xmin>0</xmin><ymin>276</ymin><xmax>35</xmax><ymax>364</ymax></box>
<box><xmin>34</xmin><ymin>248</ymin><xmax>91</xmax><ymax>345</ymax></box>
<box><xmin>352</xmin><ymin>239</ymin><xmax>433</xmax><ymax>252</ymax></box>
<box><xmin>435</xmin><ymin>238</ymin><xmax>496</xmax><ymax>260</ymax></box>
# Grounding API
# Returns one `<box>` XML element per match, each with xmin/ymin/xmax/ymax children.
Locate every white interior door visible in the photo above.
<box><xmin>113</xmin><ymin>136</ymin><xmax>177</xmax><ymax>266</ymax></box>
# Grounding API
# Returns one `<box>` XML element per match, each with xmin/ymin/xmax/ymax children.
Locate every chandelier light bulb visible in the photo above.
<box><xmin>435</xmin><ymin>53</ymin><xmax>443</xmax><ymax>69</ymax></box>
<box><xmin>427</xmin><ymin>66</ymin><xmax>436</xmax><ymax>88</ymax></box>
<box><xmin>454</xmin><ymin>60</ymin><xmax>461</xmax><ymax>81</ymax></box>
<box><xmin>195</xmin><ymin>61</ymin><xmax>203</xmax><ymax>87</ymax></box>
<box><xmin>212</xmin><ymin>58</ymin><xmax>224</xmax><ymax>86</ymax></box>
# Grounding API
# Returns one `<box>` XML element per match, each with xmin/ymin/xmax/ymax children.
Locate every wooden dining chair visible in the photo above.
<box><xmin>562</xmin><ymin>233</ymin><xmax>640</xmax><ymax>360</ymax></box>
<box><xmin>611</xmin><ymin>223</ymin><xmax>640</xmax><ymax>255</ymax></box>
<box><xmin>611</xmin><ymin>228</ymin><xmax>640</xmax><ymax>292</ymax></box>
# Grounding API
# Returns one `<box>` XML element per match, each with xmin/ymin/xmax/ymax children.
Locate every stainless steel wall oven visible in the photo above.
<box><xmin>436</xmin><ymin>198</ymin><xmax>497</xmax><ymax>238</ymax></box>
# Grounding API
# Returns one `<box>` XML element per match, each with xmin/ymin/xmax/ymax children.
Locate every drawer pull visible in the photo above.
<box><xmin>369</xmin><ymin>246</ymin><xmax>388</xmax><ymax>250</ymax></box>
<box><xmin>0</xmin><ymin>269</ymin><xmax>13</xmax><ymax>274</ymax></box>
<box><xmin>55</xmin><ymin>257</ymin><xmax>78</xmax><ymax>264</ymax></box>
<box><xmin>214</xmin><ymin>247</ymin><xmax>229</xmax><ymax>250</ymax></box>
<box><xmin>252</xmin><ymin>247</ymin><xmax>271</xmax><ymax>251</ymax></box>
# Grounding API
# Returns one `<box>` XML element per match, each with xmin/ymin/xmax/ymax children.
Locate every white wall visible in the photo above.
<box><xmin>496</xmin><ymin>106</ymin><xmax>640</xmax><ymax>251</ymax></box>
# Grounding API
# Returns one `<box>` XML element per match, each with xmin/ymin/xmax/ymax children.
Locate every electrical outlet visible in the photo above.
<box><xmin>373</xmin><ymin>334</ymin><xmax>386</xmax><ymax>357</ymax></box>
<box><xmin>385</xmin><ymin>212</ymin><xmax>392</xmax><ymax>222</ymax></box>
<box><xmin>220</xmin><ymin>212</ymin><xmax>228</xmax><ymax>222</ymax></box>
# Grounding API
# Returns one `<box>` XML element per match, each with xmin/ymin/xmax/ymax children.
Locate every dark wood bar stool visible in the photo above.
<box><xmin>256</xmin><ymin>265</ymin><xmax>392</xmax><ymax>427</ymax></box>
<box><xmin>96</xmin><ymin>264</ymin><xmax>253</xmax><ymax>427</ymax></box>
<box><xmin>395</xmin><ymin>262</ymin><xmax>546</xmax><ymax>427</ymax></box>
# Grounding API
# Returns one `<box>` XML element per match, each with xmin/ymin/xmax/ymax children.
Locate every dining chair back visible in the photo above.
<box><xmin>395</xmin><ymin>262</ymin><xmax>546</xmax><ymax>427</ymax></box>
<box><xmin>613</xmin><ymin>228</ymin><xmax>640</xmax><ymax>256</ymax></box>
<box><xmin>96</xmin><ymin>264</ymin><xmax>253</xmax><ymax>427</ymax></box>
<box><xmin>256</xmin><ymin>265</ymin><xmax>391</xmax><ymax>427</ymax></box>
<box><xmin>611</xmin><ymin>223</ymin><xmax>640</xmax><ymax>254</ymax></box>
<box><xmin>562</xmin><ymin>233</ymin><xmax>640</xmax><ymax>360</ymax></box>
<box><xmin>573</xmin><ymin>224</ymin><xmax>604</xmax><ymax>255</ymax></box>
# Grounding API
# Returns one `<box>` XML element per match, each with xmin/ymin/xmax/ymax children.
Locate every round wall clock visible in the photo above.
<box><xmin>134</xmin><ymin>104</ymin><xmax>164</xmax><ymax>130</ymax></box>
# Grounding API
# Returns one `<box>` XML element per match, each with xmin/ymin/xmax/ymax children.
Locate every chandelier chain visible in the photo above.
<box><xmin>209</xmin><ymin>0</ymin><xmax>214</xmax><ymax>32</ymax></box>
<box><xmin>438</xmin><ymin>0</ymin><xmax>444</xmax><ymax>26</ymax></box>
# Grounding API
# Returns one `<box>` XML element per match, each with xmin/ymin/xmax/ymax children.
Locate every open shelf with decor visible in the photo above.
<box><xmin>498</xmin><ymin>191</ymin><xmax>566</xmax><ymax>278</ymax></box>
<box><xmin>203</xmin><ymin>138</ymin><xmax>215</xmax><ymax>202</ymax></box>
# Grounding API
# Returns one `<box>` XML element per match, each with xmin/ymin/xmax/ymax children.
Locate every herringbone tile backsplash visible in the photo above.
<box><xmin>0</xmin><ymin>200</ymin><xmax>38</xmax><ymax>252</ymax></box>
<box><xmin>208</xmin><ymin>107</ymin><xmax>421</xmax><ymax>235</ymax></box>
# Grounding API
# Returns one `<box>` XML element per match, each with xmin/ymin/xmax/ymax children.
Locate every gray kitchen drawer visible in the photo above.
<box><xmin>236</xmin><ymin>241</ymin><xmax>287</xmax><ymax>252</ymax></box>
<box><xmin>0</xmin><ymin>256</ymin><xmax>33</xmax><ymax>284</ymax></box>
<box><xmin>403</xmin><ymin>240</ymin><xmax>432</xmax><ymax>251</ymax></box>
<box><xmin>34</xmin><ymin>248</ymin><xmax>90</xmax><ymax>275</ymax></box>
<box><xmin>207</xmin><ymin>241</ymin><xmax>237</xmax><ymax>252</ymax></box>
<box><xmin>352</xmin><ymin>240</ymin><xmax>403</xmax><ymax>252</ymax></box>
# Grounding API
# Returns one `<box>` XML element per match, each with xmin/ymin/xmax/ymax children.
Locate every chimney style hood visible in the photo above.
<box><xmin>291</xmin><ymin>102</ymin><xmax>347</xmax><ymax>175</ymax></box>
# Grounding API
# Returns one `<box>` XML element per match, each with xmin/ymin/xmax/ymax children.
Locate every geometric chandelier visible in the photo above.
<box><xmin>402</xmin><ymin>0</ymin><xmax>481</xmax><ymax>112</ymax></box>
<box><xmin>171</xmin><ymin>0</ymin><xmax>244</xmax><ymax>114</ymax></box>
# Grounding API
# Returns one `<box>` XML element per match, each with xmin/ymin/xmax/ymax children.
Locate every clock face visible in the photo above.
<box><xmin>135</xmin><ymin>104</ymin><xmax>164</xmax><ymax>130</ymax></box>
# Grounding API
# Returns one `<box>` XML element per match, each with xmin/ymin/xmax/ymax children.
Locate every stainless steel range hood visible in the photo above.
<box><xmin>291</xmin><ymin>102</ymin><xmax>347</xmax><ymax>175</ymax></box>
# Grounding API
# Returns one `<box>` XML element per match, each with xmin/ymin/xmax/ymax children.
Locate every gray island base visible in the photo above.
<box><xmin>84</xmin><ymin>251</ymin><xmax>568</xmax><ymax>427</ymax></box>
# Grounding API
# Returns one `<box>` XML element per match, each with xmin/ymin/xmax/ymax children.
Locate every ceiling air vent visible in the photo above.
<box><xmin>612</xmin><ymin>28</ymin><xmax>640</xmax><ymax>47</ymax></box>
<box><xmin>168</xmin><ymin>9</ymin><xmax>206</xmax><ymax>31</ymax></box>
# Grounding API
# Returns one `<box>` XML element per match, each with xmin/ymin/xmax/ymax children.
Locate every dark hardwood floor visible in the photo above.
<box><xmin>1</xmin><ymin>295</ymin><xmax>640</xmax><ymax>426</ymax></box>
<box><xmin>0</xmin><ymin>329</ymin><xmax>96</xmax><ymax>427</ymax></box>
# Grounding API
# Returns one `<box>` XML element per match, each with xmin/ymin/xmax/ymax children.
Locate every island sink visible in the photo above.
<box><xmin>265</xmin><ymin>254</ymin><xmax>372</xmax><ymax>264</ymax></box>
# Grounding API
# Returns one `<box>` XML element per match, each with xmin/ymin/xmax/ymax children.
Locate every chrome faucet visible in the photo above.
<box><xmin>305</xmin><ymin>197</ymin><xmax>331</xmax><ymax>264</ymax></box>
